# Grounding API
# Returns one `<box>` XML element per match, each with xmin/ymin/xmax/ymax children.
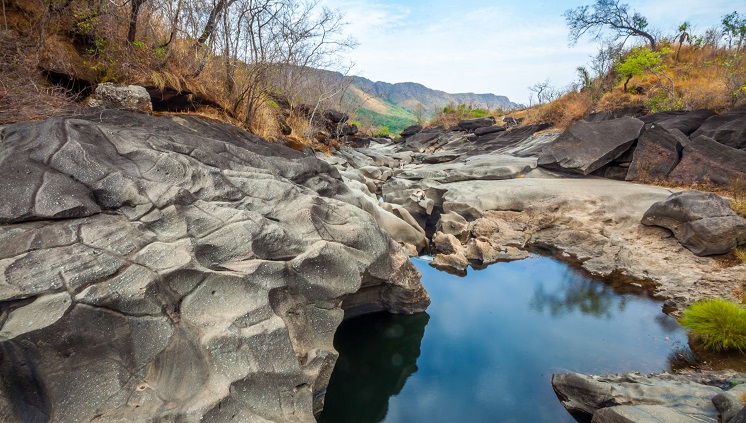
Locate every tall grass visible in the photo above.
<box><xmin>679</xmin><ymin>298</ymin><xmax>746</xmax><ymax>353</ymax></box>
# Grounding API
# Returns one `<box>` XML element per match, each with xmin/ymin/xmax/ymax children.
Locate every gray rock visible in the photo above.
<box><xmin>436</xmin><ymin>211</ymin><xmax>469</xmax><ymax>241</ymax></box>
<box><xmin>422</xmin><ymin>152</ymin><xmax>461</xmax><ymax>164</ymax></box>
<box><xmin>552</xmin><ymin>372</ymin><xmax>743</xmax><ymax>422</ymax></box>
<box><xmin>641</xmin><ymin>190</ymin><xmax>746</xmax><ymax>256</ymax></box>
<box><xmin>0</xmin><ymin>110</ymin><xmax>429</xmax><ymax>422</ymax></box>
<box><xmin>626</xmin><ymin>125</ymin><xmax>688</xmax><ymax>182</ymax></box>
<box><xmin>667</xmin><ymin>135</ymin><xmax>746</xmax><ymax>189</ymax></box>
<box><xmin>733</xmin><ymin>406</ymin><xmax>746</xmax><ymax>423</ymax></box>
<box><xmin>712</xmin><ymin>393</ymin><xmax>745</xmax><ymax>423</ymax></box>
<box><xmin>640</xmin><ymin>109</ymin><xmax>716</xmax><ymax>136</ymax></box>
<box><xmin>89</xmin><ymin>82</ymin><xmax>153</xmax><ymax>113</ymax></box>
<box><xmin>538</xmin><ymin>117</ymin><xmax>645</xmax><ymax>174</ymax></box>
<box><xmin>592</xmin><ymin>405</ymin><xmax>709</xmax><ymax>423</ymax></box>
<box><xmin>395</xmin><ymin>154</ymin><xmax>537</xmax><ymax>183</ymax></box>
<box><xmin>690</xmin><ymin>105</ymin><xmax>746</xmax><ymax>150</ymax></box>
<box><xmin>457</xmin><ymin>116</ymin><xmax>496</xmax><ymax>131</ymax></box>
<box><xmin>474</xmin><ymin>125</ymin><xmax>506</xmax><ymax>136</ymax></box>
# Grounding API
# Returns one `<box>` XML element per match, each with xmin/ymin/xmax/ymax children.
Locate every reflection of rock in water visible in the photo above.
<box><xmin>318</xmin><ymin>312</ymin><xmax>429</xmax><ymax>423</ymax></box>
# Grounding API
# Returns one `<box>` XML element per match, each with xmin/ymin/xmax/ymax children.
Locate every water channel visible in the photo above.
<box><xmin>318</xmin><ymin>255</ymin><xmax>693</xmax><ymax>423</ymax></box>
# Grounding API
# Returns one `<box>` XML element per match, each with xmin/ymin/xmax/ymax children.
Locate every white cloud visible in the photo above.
<box><xmin>323</xmin><ymin>0</ymin><xmax>739</xmax><ymax>103</ymax></box>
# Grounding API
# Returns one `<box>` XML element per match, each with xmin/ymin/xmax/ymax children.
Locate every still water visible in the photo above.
<box><xmin>318</xmin><ymin>256</ymin><xmax>692</xmax><ymax>423</ymax></box>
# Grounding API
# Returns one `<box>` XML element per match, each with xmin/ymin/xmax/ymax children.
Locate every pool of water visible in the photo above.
<box><xmin>318</xmin><ymin>256</ymin><xmax>693</xmax><ymax>423</ymax></box>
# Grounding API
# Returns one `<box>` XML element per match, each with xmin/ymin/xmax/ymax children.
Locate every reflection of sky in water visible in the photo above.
<box><xmin>319</xmin><ymin>256</ymin><xmax>691</xmax><ymax>423</ymax></box>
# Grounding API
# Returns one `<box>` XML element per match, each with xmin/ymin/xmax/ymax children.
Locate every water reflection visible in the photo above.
<box><xmin>319</xmin><ymin>256</ymin><xmax>692</xmax><ymax>423</ymax></box>
<box><xmin>318</xmin><ymin>313</ymin><xmax>430</xmax><ymax>423</ymax></box>
<box><xmin>529</xmin><ymin>269</ymin><xmax>623</xmax><ymax>318</ymax></box>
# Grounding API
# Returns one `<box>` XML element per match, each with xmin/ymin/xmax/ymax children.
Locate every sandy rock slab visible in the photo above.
<box><xmin>0</xmin><ymin>110</ymin><xmax>429</xmax><ymax>422</ymax></box>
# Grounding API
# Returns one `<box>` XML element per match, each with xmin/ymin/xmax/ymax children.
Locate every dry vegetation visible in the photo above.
<box><xmin>0</xmin><ymin>0</ymin><xmax>355</xmax><ymax>143</ymax></box>
<box><xmin>516</xmin><ymin>22</ymin><xmax>746</xmax><ymax>130</ymax></box>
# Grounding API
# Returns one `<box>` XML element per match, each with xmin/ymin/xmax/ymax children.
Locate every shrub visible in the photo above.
<box><xmin>679</xmin><ymin>298</ymin><xmax>746</xmax><ymax>352</ymax></box>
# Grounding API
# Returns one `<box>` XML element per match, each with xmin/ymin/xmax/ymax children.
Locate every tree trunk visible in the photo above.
<box><xmin>196</xmin><ymin>0</ymin><xmax>227</xmax><ymax>46</ymax></box>
<box><xmin>623</xmin><ymin>75</ymin><xmax>632</xmax><ymax>92</ymax></box>
<box><xmin>127</xmin><ymin>0</ymin><xmax>146</xmax><ymax>44</ymax></box>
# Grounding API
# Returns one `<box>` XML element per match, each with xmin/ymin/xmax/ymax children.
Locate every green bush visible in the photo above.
<box><xmin>679</xmin><ymin>298</ymin><xmax>746</xmax><ymax>352</ymax></box>
<box><xmin>373</xmin><ymin>126</ymin><xmax>390</xmax><ymax>137</ymax></box>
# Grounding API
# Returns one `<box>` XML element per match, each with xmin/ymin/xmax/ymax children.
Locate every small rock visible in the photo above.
<box><xmin>712</xmin><ymin>393</ymin><xmax>745</xmax><ymax>423</ymax></box>
<box><xmin>437</xmin><ymin>212</ymin><xmax>469</xmax><ymax>241</ymax></box>
<box><xmin>432</xmin><ymin>232</ymin><xmax>461</xmax><ymax>255</ymax></box>
<box><xmin>90</xmin><ymin>82</ymin><xmax>153</xmax><ymax>113</ymax></box>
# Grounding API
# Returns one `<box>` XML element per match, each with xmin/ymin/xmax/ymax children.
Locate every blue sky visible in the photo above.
<box><xmin>323</xmin><ymin>0</ymin><xmax>741</xmax><ymax>104</ymax></box>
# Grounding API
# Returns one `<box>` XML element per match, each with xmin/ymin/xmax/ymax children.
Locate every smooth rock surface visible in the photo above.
<box><xmin>552</xmin><ymin>372</ymin><xmax>746</xmax><ymax>422</ymax></box>
<box><xmin>641</xmin><ymin>190</ymin><xmax>746</xmax><ymax>256</ymax></box>
<box><xmin>0</xmin><ymin>110</ymin><xmax>429</xmax><ymax>422</ymax></box>
<box><xmin>538</xmin><ymin>117</ymin><xmax>645</xmax><ymax>174</ymax></box>
<box><xmin>667</xmin><ymin>135</ymin><xmax>746</xmax><ymax>188</ymax></box>
<box><xmin>690</xmin><ymin>105</ymin><xmax>746</xmax><ymax>150</ymax></box>
<box><xmin>626</xmin><ymin>126</ymin><xmax>688</xmax><ymax>182</ymax></box>
<box><xmin>640</xmin><ymin>109</ymin><xmax>716</xmax><ymax>136</ymax></box>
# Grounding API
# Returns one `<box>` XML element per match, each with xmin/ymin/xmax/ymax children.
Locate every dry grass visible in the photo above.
<box><xmin>522</xmin><ymin>90</ymin><xmax>594</xmax><ymax>129</ymax></box>
<box><xmin>596</xmin><ymin>88</ymin><xmax>644</xmax><ymax>112</ymax></box>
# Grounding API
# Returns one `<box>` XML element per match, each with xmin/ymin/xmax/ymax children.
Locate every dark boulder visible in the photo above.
<box><xmin>691</xmin><ymin>105</ymin><xmax>746</xmax><ymax>150</ymax></box>
<box><xmin>712</xmin><ymin>393</ymin><xmax>745</xmax><ymax>423</ymax></box>
<box><xmin>457</xmin><ymin>116</ymin><xmax>496</xmax><ymax>131</ymax></box>
<box><xmin>626</xmin><ymin>126</ymin><xmax>688</xmax><ymax>182</ymax></box>
<box><xmin>641</xmin><ymin>190</ymin><xmax>746</xmax><ymax>256</ymax></box>
<box><xmin>585</xmin><ymin>106</ymin><xmax>645</xmax><ymax>122</ymax></box>
<box><xmin>538</xmin><ymin>117</ymin><xmax>644</xmax><ymax>175</ymax></box>
<box><xmin>474</xmin><ymin>125</ymin><xmax>506</xmax><ymax>136</ymax></box>
<box><xmin>667</xmin><ymin>135</ymin><xmax>746</xmax><ymax>188</ymax></box>
<box><xmin>323</xmin><ymin>109</ymin><xmax>348</xmax><ymax>124</ymax></box>
<box><xmin>639</xmin><ymin>109</ymin><xmax>716</xmax><ymax>136</ymax></box>
<box><xmin>400</xmin><ymin>125</ymin><xmax>422</xmax><ymax>138</ymax></box>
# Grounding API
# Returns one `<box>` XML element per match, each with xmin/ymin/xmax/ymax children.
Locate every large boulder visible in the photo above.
<box><xmin>89</xmin><ymin>82</ymin><xmax>153</xmax><ymax>113</ymax></box>
<box><xmin>690</xmin><ymin>105</ymin><xmax>746</xmax><ymax>150</ymax></box>
<box><xmin>400</xmin><ymin>125</ymin><xmax>422</xmax><ymax>138</ymax></box>
<box><xmin>457</xmin><ymin>116</ymin><xmax>496</xmax><ymax>131</ymax></box>
<box><xmin>641</xmin><ymin>190</ymin><xmax>746</xmax><ymax>256</ymax></box>
<box><xmin>640</xmin><ymin>109</ymin><xmax>716</xmax><ymax>136</ymax></box>
<box><xmin>538</xmin><ymin>117</ymin><xmax>645</xmax><ymax>174</ymax></box>
<box><xmin>626</xmin><ymin>125</ymin><xmax>688</xmax><ymax>182</ymax></box>
<box><xmin>0</xmin><ymin>110</ymin><xmax>429</xmax><ymax>422</ymax></box>
<box><xmin>667</xmin><ymin>135</ymin><xmax>746</xmax><ymax>188</ymax></box>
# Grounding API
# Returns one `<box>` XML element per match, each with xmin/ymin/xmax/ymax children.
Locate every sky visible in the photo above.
<box><xmin>322</xmin><ymin>0</ymin><xmax>741</xmax><ymax>105</ymax></box>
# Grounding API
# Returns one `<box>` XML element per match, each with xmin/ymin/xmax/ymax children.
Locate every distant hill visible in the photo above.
<box><xmin>348</xmin><ymin>76</ymin><xmax>519</xmax><ymax>114</ymax></box>
<box><xmin>305</xmin><ymin>69</ymin><xmax>519</xmax><ymax>134</ymax></box>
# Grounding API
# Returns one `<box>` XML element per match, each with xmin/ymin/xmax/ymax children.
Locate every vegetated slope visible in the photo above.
<box><xmin>350</xmin><ymin>76</ymin><xmax>518</xmax><ymax>112</ymax></box>
<box><xmin>311</xmin><ymin>68</ymin><xmax>518</xmax><ymax>134</ymax></box>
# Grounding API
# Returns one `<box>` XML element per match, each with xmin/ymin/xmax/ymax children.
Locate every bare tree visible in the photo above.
<box><xmin>528</xmin><ymin>79</ymin><xmax>558</xmax><ymax>104</ymax></box>
<box><xmin>413</xmin><ymin>102</ymin><xmax>425</xmax><ymax>126</ymax></box>
<box><xmin>564</xmin><ymin>0</ymin><xmax>657</xmax><ymax>50</ymax></box>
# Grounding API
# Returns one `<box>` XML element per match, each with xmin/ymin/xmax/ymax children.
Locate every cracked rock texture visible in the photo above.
<box><xmin>552</xmin><ymin>371</ymin><xmax>746</xmax><ymax>422</ymax></box>
<box><xmin>0</xmin><ymin>110</ymin><xmax>429</xmax><ymax>422</ymax></box>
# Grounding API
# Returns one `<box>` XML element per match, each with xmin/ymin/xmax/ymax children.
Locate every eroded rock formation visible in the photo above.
<box><xmin>0</xmin><ymin>110</ymin><xmax>429</xmax><ymax>422</ymax></box>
